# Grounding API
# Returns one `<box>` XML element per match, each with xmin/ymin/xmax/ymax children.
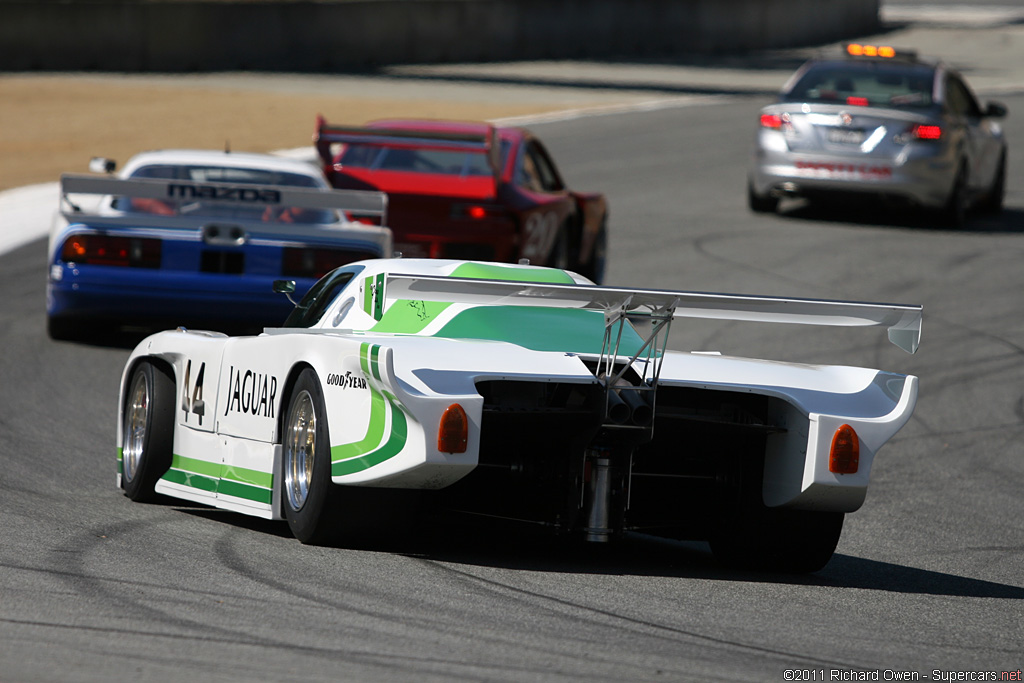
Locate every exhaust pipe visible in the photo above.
<box><xmin>619</xmin><ymin>389</ymin><xmax>653</xmax><ymax>426</ymax></box>
<box><xmin>604</xmin><ymin>389</ymin><xmax>630</xmax><ymax>424</ymax></box>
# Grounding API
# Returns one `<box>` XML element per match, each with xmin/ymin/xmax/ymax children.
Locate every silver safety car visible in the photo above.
<box><xmin>748</xmin><ymin>44</ymin><xmax>1008</xmax><ymax>227</ymax></box>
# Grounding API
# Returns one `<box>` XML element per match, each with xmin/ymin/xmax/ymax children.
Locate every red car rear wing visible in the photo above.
<box><xmin>315</xmin><ymin>116</ymin><xmax>502</xmax><ymax>180</ymax></box>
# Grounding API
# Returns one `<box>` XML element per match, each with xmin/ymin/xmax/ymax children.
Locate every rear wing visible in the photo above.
<box><xmin>61</xmin><ymin>173</ymin><xmax>388</xmax><ymax>219</ymax></box>
<box><xmin>314</xmin><ymin>116</ymin><xmax>501</xmax><ymax>179</ymax></box>
<box><xmin>384</xmin><ymin>273</ymin><xmax>922</xmax><ymax>354</ymax></box>
<box><xmin>59</xmin><ymin>173</ymin><xmax>391</xmax><ymax>249</ymax></box>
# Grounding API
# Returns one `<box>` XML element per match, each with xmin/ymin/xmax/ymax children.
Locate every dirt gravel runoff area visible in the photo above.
<box><xmin>0</xmin><ymin>74</ymin><xmax>578</xmax><ymax>191</ymax></box>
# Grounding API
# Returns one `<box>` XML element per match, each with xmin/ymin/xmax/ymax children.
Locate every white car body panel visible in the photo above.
<box><xmin>117</xmin><ymin>258</ymin><xmax>921</xmax><ymax>528</ymax></box>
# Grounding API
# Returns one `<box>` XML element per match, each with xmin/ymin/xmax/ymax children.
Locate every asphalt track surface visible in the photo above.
<box><xmin>3</xmin><ymin>30</ymin><xmax>1024</xmax><ymax>683</ymax></box>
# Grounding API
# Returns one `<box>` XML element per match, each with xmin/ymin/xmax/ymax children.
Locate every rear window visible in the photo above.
<box><xmin>786</xmin><ymin>62</ymin><xmax>936</xmax><ymax>109</ymax></box>
<box><xmin>338</xmin><ymin>145</ymin><xmax>493</xmax><ymax>176</ymax></box>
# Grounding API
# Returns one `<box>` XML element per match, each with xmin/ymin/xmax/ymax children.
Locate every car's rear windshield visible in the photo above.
<box><xmin>119</xmin><ymin>164</ymin><xmax>335</xmax><ymax>224</ymax></box>
<box><xmin>786</xmin><ymin>62</ymin><xmax>936</xmax><ymax>109</ymax></box>
<box><xmin>338</xmin><ymin>140</ymin><xmax>512</xmax><ymax>177</ymax></box>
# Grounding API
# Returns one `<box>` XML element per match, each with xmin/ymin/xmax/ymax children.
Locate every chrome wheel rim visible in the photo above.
<box><xmin>123</xmin><ymin>372</ymin><xmax>150</xmax><ymax>483</ymax></box>
<box><xmin>284</xmin><ymin>390</ymin><xmax>317</xmax><ymax>512</ymax></box>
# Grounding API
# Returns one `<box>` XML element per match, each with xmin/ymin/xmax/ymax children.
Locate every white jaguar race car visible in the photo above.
<box><xmin>117</xmin><ymin>258</ymin><xmax>921</xmax><ymax>572</ymax></box>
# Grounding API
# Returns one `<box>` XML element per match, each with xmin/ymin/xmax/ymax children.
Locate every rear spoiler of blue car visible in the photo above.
<box><xmin>60</xmin><ymin>173</ymin><xmax>389</xmax><ymax>218</ymax></box>
<box><xmin>385</xmin><ymin>273</ymin><xmax>923</xmax><ymax>354</ymax></box>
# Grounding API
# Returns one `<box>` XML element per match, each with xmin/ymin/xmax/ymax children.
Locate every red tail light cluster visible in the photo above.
<box><xmin>451</xmin><ymin>204</ymin><xmax>512</xmax><ymax>222</ymax></box>
<box><xmin>282</xmin><ymin>247</ymin><xmax>375</xmax><ymax>279</ymax></box>
<box><xmin>760</xmin><ymin>114</ymin><xmax>784</xmax><ymax>129</ymax></box>
<box><xmin>829</xmin><ymin>424</ymin><xmax>860</xmax><ymax>474</ymax></box>
<box><xmin>61</xmin><ymin>234</ymin><xmax>161</xmax><ymax>268</ymax></box>
<box><xmin>912</xmin><ymin>124</ymin><xmax>942</xmax><ymax>140</ymax></box>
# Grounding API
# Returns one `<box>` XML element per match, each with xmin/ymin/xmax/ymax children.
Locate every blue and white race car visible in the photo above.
<box><xmin>48</xmin><ymin>149</ymin><xmax>391</xmax><ymax>340</ymax></box>
<box><xmin>117</xmin><ymin>258</ymin><xmax>922</xmax><ymax>572</ymax></box>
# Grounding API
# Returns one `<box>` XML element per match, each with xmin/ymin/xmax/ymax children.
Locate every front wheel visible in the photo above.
<box><xmin>121</xmin><ymin>361</ymin><xmax>175</xmax><ymax>502</ymax></box>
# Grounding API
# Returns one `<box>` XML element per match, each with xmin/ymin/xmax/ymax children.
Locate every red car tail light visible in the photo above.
<box><xmin>60</xmin><ymin>234</ymin><xmax>161</xmax><ymax>268</ymax></box>
<box><xmin>437</xmin><ymin>403</ymin><xmax>468</xmax><ymax>454</ymax></box>
<box><xmin>912</xmin><ymin>124</ymin><xmax>942</xmax><ymax>140</ymax></box>
<box><xmin>282</xmin><ymin>247</ymin><xmax>376</xmax><ymax>279</ymax></box>
<box><xmin>846</xmin><ymin>96</ymin><xmax>870</xmax><ymax>107</ymax></box>
<box><xmin>451</xmin><ymin>203</ymin><xmax>512</xmax><ymax>221</ymax></box>
<box><xmin>829</xmin><ymin>424</ymin><xmax>860</xmax><ymax>474</ymax></box>
<box><xmin>760</xmin><ymin>113</ymin><xmax>784</xmax><ymax>129</ymax></box>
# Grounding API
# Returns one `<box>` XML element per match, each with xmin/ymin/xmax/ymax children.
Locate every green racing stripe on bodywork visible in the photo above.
<box><xmin>332</xmin><ymin>343</ymin><xmax>409</xmax><ymax>476</ymax></box>
<box><xmin>435</xmin><ymin>306</ymin><xmax>647</xmax><ymax>355</ymax></box>
<box><xmin>371</xmin><ymin>299</ymin><xmax>453</xmax><ymax>334</ymax></box>
<box><xmin>362</xmin><ymin>276</ymin><xmax>374</xmax><ymax>316</ymax></box>
<box><xmin>159</xmin><ymin>454</ymin><xmax>273</xmax><ymax>504</ymax></box>
<box><xmin>450</xmin><ymin>262</ymin><xmax>576</xmax><ymax>284</ymax></box>
<box><xmin>331</xmin><ymin>394</ymin><xmax>408</xmax><ymax>476</ymax></box>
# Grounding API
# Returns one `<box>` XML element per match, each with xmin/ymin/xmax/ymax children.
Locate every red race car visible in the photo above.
<box><xmin>315</xmin><ymin>117</ymin><xmax>609</xmax><ymax>283</ymax></box>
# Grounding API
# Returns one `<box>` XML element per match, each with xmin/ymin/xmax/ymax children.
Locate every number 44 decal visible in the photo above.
<box><xmin>181</xmin><ymin>360</ymin><xmax>206</xmax><ymax>425</ymax></box>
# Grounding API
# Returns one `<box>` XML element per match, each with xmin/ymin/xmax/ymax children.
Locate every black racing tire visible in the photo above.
<box><xmin>121</xmin><ymin>361</ymin><xmax>175</xmax><ymax>502</ymax></box>
<box><xmin>977</xmin><ymin>153</ymin><xmax>1006</xmax><ymax>215</ymax></box>
<box><xmin>939</xmin><ymin>164</ymin><xmax>969</xmax><ymax>229</ymax></box>
<box><xmin>281</xmin><ymin>368</ymin><xmax>341</xmax><ymax>545</ymax></box>
<box><xmin>747</xmin><ymin>179</ymin><xmax>779</xmax><ymax>214</ymax></box>
<box><xmin>709</xmin><ymin>507</ymin><xmax>845</xmax><ymax>574</ymax></box>
<box><xmin>549</xmin><ymin>226</ymin><xmax>571</xmax><ymax>271</ymax></box>
<box><xmin>578</xmin><ymin>218</ymin><xmax>608</xmax><ymax>284</ymax></box>
<box><xmin>47</xmin><ymin>316</ymin><xmax>79</xmax><ymax>342</ymax></box>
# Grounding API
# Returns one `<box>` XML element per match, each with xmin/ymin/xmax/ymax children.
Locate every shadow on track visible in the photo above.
<box><xmin>174</xmin><ymin>506</ymin><xmax>1024</xmax><ymax>600</ymax></box>
<box><xmin>772</xmin><ymin>200</ymin><xmax>1024</xmax><ymax>234</ymax></box>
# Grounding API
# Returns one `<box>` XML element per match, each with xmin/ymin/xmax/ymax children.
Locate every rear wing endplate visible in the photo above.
<box><xmin>384</xmin><ymin>273</ymin><xmax>923</xmax><ymax>354</ymax></box>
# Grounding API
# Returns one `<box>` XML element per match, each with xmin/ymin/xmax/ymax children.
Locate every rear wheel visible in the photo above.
<box><xmin>747</xmin><ymin>179</ymin><xmax>779</xmax><ymax>213</ymax></box>
<box><xmin>578</xmin><ymin>218</ymin><xmax>607</xmax><ymax>284</ymax></box>
<box><xmin>549</xmin><ymin>226</ymin><xmax>570</xmax><ymax>270</ymax></box>
<box><xmin>939</xmin><ymin>164</ymin><xmax>969</xmax><ymax>228</ymax></box>
<box><xmin>977</xmin><ymin>153</ymin><xmax>1006</xmax><ymax>215</ymax></box>
<box><xmin>282</xmin><ymin>368</ymin><xmax>340</xmax><ymax>544</ymax></box>
<box><xmin>47</xmin><ymin>316</ymin><xmax>78</xmax><ymax>342</ymax></box>
<box><xmin>709</xmin><ymin>507</ymin><xmax>844</xmax><ymax>573</ymax></box>
<box><xmin>122</xmin><ymin>361</ymin><xmax>175</xmax><ymax>502</ymax></box>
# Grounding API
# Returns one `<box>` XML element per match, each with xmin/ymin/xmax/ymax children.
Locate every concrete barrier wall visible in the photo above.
<box><xmin>0</xmin><ymin>0</ymin><xmax>879</xmax><ymax>71</ymax></box>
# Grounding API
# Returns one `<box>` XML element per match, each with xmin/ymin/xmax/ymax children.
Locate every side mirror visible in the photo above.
<box><xmin>985</xmin><ymin>102</ymin><xmax>1008</xmax><ymax>118</ymax></box>
<box><xmin>273</xmin><ymin>279</ymin><xmax>296</xmax><ymax>294</ymax></box>
<box><xmin>273</xmin><ymin>279</ymin><xmax>298</xmax><ymax>305</ymax></box>
<box><xmin>89</xmin><ymin>157</ymin><xmax>116</xmax><ymax>174</ymax></box>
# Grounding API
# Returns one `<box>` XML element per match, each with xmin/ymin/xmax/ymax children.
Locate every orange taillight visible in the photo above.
<box><xmin>829</xmin><ymin>424</ymin><xmax>860</xmax><ymax>474</ymax></box>
<box><xmin>437</xmin><ymin>403</ymin><xmax>468</xmax><ymax>454</ymax></box>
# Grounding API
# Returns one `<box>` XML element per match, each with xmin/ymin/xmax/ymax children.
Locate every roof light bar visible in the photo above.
<box><xmin>845</xmin><ymin>44</ymin><xmax>912</xmax><ymax>60</ymax></box>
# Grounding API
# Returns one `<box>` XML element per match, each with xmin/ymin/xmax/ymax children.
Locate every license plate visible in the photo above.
<box><xmin>827</xmin><ymin>128</ymin><xmax>865</xmax><ymax>144</ymax></box>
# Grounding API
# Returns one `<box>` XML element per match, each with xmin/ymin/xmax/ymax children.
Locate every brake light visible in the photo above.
<box><xmin>846</xmin><ymin>96</ymin><xmax>870</xmax><ymax>107</ymax></box>
<box><xmin>451</xmin><ymin>204</ymin><xmax>509</xmax><ymax>221</ymax></box>
<box><xmin>760</xmin><ymin>113</ymin><xmax>784</xmax><ymax>129</ymax></box>
<box><xmin>60</xmin><ymin>234</ymin><xmax>161</xmax><ymax>268</ymax></box>
<box><xmin>829</xmin><ymin>424</ymin><xmax>860</xmax><ymax>474</ymax></box>
<box><xmin>281</xmin><ymin>247</ymin><xmax>376</xmax><ymax>279</ymax></box>
<box><xmin>912</xmin><ymin>124</ymin><xmax>942</xmax><ymax>140</ymax></box>
<box><xmin>437</xmin><ymin>403</ymin><xmax>468</xmax><ymax>454</ymax></box>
